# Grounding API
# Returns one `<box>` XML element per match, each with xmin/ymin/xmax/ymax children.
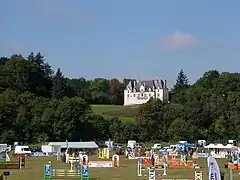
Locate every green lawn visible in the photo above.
<box><xmin>91</xmin><ymin>105</ymin><xmax>138</xmax><ymax>124</ymax></box>
<box><xmin>1</xmin><ymin>156</ymin><xmax>239</xmax><ymax>180</ymax></box>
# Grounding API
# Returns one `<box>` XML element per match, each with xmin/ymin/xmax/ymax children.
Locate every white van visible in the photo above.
<box><xmin>14</xmin><ymin>145</ymin><xmax>31</xmax><ymax>155</ymax></box>
<box><xmin>127</xmin><ymin>140</ymin><xmax>136</xmax><ymax>149</ymax></box>
<box><xmin>152</xmin><ymin>143</ymin><xmax>161</xmax><ymax>150</ymax></box>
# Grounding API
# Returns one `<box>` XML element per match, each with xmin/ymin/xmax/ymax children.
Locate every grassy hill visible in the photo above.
<box><xmin>91</xmin><ymin>104</ymin><xmax>138</xmax><ymax>123</ymax></box>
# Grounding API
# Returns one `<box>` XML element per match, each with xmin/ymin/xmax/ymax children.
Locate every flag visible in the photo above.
<box><xmin>207</xmin><ymin>156</ymin><xmax>221</xmax><ymax>180</ymax></box>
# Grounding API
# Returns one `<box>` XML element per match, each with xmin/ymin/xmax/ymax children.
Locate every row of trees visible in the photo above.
<box><xmin>0</xmin><ymin>52</ymin><xmax>240</xmax><ymax>144</ymax></box>
<box><xmin>0</xmin><ymin>53</ymin><xmax>126</xmax><ymax>105</ymax></box>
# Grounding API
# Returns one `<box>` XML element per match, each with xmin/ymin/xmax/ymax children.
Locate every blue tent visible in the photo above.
<box><xmin>161</xmin><ymin>151</ymin><xmax>168</xmax><ymax>155</ymax></box>
<box><xmin>178</xmin><ymin>142</ymin><xmax>193</xmax><ymax>148</ymax></box>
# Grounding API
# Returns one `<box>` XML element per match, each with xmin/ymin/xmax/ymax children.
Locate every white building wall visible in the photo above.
<box><xmin>124</xmin><ymin>88</ymin><xmax>169</xmax><ymax>106</ymax></box>
<box><xmin>124</xmin><ymin>89</ymin><xmax>129</xmax><ymax>106</ymax></box>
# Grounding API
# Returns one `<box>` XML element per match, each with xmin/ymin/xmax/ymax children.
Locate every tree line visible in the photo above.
<box><xmin>0</xmin><ymin>52</ymin><xmax>239</xmax><ymax>144</ymax></box>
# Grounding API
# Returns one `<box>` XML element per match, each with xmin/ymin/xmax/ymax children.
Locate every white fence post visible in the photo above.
<box><xmin>149</xmin><ymin>167</ymin><xmax>156</xmax><ymax>180</ymax></box>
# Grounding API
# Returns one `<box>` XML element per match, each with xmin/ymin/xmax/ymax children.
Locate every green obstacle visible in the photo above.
<box><xmin>43</xmin><ymin>163</ymin><xmax>89</xmax><ymax>180</ymax></box>
<box><xmin>43</xmin><ymin>163</ymin><xmax>52</xmax><ymax>179</ymax></box>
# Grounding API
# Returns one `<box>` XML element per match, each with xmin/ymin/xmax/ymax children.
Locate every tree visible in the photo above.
<box><xmin>0</xmin><ymin>97</ymin><xmax>18</xmax><ymax>143</ymax></box>
<box><xmin>67</xmin><ymin>78</ymin><xmax>91</xmax><ymax>102</ymax></box>
<box><xmin>136</xmin><ymin>99</ymin><xmax>165</xmax><ymax>140</ymax></box>
<box><xmin>53</xmin><ymin>97</ymin><xmax>91</xmax><ymax>141</ymax></box>
<box><xmin>194</xmin><ymin>70</ymin><xmax>220</xmax><ymax>89</ymax></box>
<box><xmin>28</xmin><ymin>52</ymin><xmax>53</xmax><ymax>97</ymax></box>
<box><xmin>171</xmin><ymin>69</ymin><xmax>190</xmax><ymax>104</ymax></box>
<box><xmin>0</xmin><ymin>58</ymin><xmax>31</xmax><ymax>92</ymax></box>
<box><xmin>108</xmin><ymin>78</ymin><xmax>124</xmax><ymax>105</ymax></box>
<box><xmin>108</xmin><ymin>117</ymin><xmax>124</xmax><ymax>142</ymax></box>
<box><xmin>1</xmin><ymin>52</ymin><xmax>240</xmax><ymax>144</ymax></box>
<box><xmin>89</xmin><ymin>78</ymin><xmax>109</xmax><ymax>104</ymax></box>
<box><xmin>174</xmin><ymin>69</ymin><xmax>189</xmax><ymax>90</ymax></box>
<box><xmin>51</xmin><ymin>68</ymin><xmax>71</xmax><ymax>99</ymax></box>
<box><xmin>167</xmin><ymin>118</ymin><xmax>189</xmax><ymax>141</ymax></box>
<box><xmin>0</xmin><ymin>53</ymin><xmax>53</xmax><ymax>97</ymax></box>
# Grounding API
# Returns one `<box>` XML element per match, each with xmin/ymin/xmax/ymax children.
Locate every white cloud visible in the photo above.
<box><xmin>160</xmin><ymin>31</ymin><xmax>197</xmax><ymax>51</ymax></box>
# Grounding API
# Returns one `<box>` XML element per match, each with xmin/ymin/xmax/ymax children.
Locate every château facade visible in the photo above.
<box><xmin>124</xmin><ymin>79</ymin><xmax>169</xmax><ymax>106</ymax></box>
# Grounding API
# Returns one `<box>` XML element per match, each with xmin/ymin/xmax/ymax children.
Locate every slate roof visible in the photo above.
<box><xmin>126</xmin><ymin>79</ymin><xmax>166</xmax><ymax>91</ymax></box>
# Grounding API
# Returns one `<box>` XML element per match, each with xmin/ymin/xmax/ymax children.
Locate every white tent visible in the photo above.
<box><xmin>204</xmin><ymin>143</ymin><xmax>216</xmax><ymax>149</ymax></box>
<box><xmin>215</xmin><ymin>144</ymin><xmax>225</xmax><ymax>149</ymax></box>
<box><xmin>225</xmin><ymin>144</ymin><xmax>238</xmax><ymax>150</ymax></box>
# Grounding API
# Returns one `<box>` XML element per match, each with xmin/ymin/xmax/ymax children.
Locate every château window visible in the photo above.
<box><xmin>149</xmin><ymin>94</ymin><xmax>151</xmax><ymax>97</ymax></box>
<box><xmin>144</xmin><ymin>94</ymin><xmax>147</xmax><ymax>97</ymax></box>
<box><xmin>138</xmin><ymin>94</ymin><xmax>140</xmax><ymax>97</ymax></box>
<box><xmin>127</xmin><ymin>94</ymin><xmax>129</xmax><ymax>97</ymax></box>
<box><xmin>133</xmin><ymin>94</ymin><xmax>135</xmax><ymax>97</ymax></box>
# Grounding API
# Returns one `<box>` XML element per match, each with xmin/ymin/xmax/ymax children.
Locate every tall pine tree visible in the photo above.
<box><xmin>171</xmin><ymin>69</ymin><xmax>189</xmax><ymax>104</ymax></box>
<box><xmin>51</xmin><ymin>68</ymin><xmax>69</xmax><ymax>99</ymax></box>
<box><xmin>174</xmin><ymin>69</ymin><xmax>189</xmax><ymax>91</ymax></box>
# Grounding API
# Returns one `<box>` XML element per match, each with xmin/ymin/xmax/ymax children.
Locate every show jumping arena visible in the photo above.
<box><xmin>3</xmin><ymin>155</ymin><xmax>236</xmax><ymax>180</ymax></box>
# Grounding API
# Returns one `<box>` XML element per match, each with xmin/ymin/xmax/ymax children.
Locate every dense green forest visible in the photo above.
<box><xmin>0</xmin><ymin>53</ymin><xmax>239</xmax><ymax>144</ymax></box>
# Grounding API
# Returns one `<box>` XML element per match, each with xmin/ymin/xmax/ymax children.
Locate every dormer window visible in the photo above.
<box><xmin>140</xmin><ymin>85</ymin><xmax>145</xmax><ymax>93</ymax></box>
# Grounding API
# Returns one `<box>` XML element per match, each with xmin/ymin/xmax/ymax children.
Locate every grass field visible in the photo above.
<box><xmin>1</xmin><ymin>156</ymin><xmax>240</xmax><ymax>180</ymax></box>
<box><xmin>91</xmin><ymin>105</ymin><xmax>138</xmax><ymax>124</ymax></box>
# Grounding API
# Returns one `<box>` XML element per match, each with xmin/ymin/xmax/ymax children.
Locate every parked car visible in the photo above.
<box><xmin>159</xmin><ymin>147</ymin><xmax>169</xmax><ymax>152</ymax></box>
<box><xmin>14</xmin><ymin>145</ymin><xmax>31</xmax><ymax>155</ymax></box>
<box><xmin>114</xmin><ymin>144</ymin><xmax>125</xmax><ymax>149</ymax></box>
<box><xmin>152</xmin><ymin>143</ymin><xmax>161</xmax><ymax>150</ymax></box>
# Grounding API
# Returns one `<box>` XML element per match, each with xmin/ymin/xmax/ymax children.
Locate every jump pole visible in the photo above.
<box><xmin>162</xmin><ymin>163</ymin><xmax>167</xmax><ymax>176</ymax></box>
<box><xmin>137</xmin><ymin>158</ymin><xmax>147</xmax><ymax>176</ymax></box>
<box><xmin>70</xmin><ymin>160</ymin><xmax>74</xmax><ymax>172</ymax></box>
<box><xmin>138</xmin><ymin>158</ymin><xmax>167</xmax><ymax>177</ymax></box>
<box><xmin>137</xmin><ymin>159</ymin><xmax>142</xmax><ymax>176</ymax></box>
<box><xmin>149</xmin><ymin>167</ymin><xmax>156</xmax><ymax>180</ymax></box>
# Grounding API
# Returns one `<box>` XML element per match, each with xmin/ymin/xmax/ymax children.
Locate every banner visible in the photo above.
<box><xmin>207</xmin><ymin>156</ymin><xmax>221</xmax><ymax>180</ymax></box>
<box><xmin>196</xmin><ymin>153</ymin><xmax>209</xmax><ymax>158</ymax></box>
<box><xmin>88</xmin><ymin>161</ymin><xmax>113</xmax><ymax>167</ymax></box>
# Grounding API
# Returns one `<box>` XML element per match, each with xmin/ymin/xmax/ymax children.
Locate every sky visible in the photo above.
<box><xmin>1</xmin><ymin>0</ymin><xmax>240</xmax><ymax>86</ymax></box>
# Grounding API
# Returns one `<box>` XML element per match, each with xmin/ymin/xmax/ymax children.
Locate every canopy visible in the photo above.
<box><xmin>225</xmin><ymin>144</ymin><xmax>238</xmax><ymax>150</ymax></box>
<box><xmin>215</xmin><ymin>144</ymin><xmax>225</xmax><ymax>149</ymax></box>
<box><xmin>204</xmin><ymin>143</ymin><xmax>216</xmax><ymax>148</ymax></box>
<box><xmin>178</xmin><ymin>142</ymin><xmax>193</xmax><ymax>148</ymax></box>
